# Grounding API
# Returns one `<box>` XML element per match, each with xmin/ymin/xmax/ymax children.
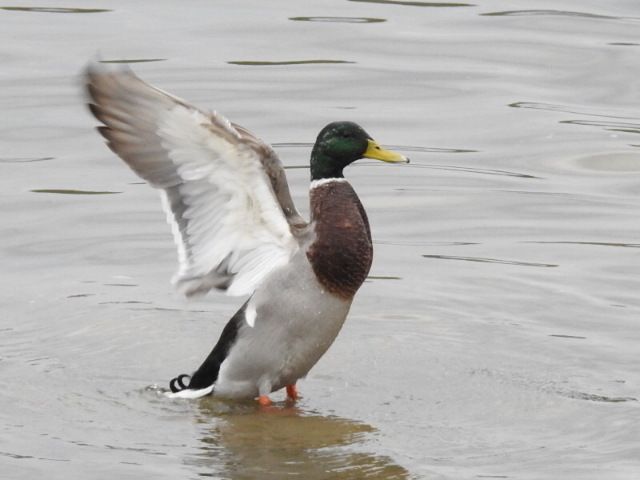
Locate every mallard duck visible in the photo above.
<box><xmin>84</xmin><ymin>64</ymin><xmax>408</xmax><ymax>405</ymax></box>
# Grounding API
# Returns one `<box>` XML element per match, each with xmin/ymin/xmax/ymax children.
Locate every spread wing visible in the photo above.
<box><xmin>85</xmin><ymin>64</ymin><xmax>307</xmax><ymax>297</ymax></box>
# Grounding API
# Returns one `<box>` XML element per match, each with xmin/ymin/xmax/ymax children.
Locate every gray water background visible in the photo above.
<box><xmin>1</xmin><ymin>0</ymin><xmax>639</xmax><ymax>478</ymax></box>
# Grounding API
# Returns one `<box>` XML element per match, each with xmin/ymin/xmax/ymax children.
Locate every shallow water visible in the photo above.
<box><xmin>1</xmin><ymin>1</ymin><xmax>639</xmax><ymax>478</ymax></box>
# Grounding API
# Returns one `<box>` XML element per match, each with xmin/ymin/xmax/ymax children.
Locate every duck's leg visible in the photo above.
<box><xmin>257</xmin><ymin>377</ymin><xmax>273</xmax><ymax>407</ymax></box>
<box><xmin>286</xmin><ymin>384</ymin><xmax>298</xmax><ymax>401</ymax></box>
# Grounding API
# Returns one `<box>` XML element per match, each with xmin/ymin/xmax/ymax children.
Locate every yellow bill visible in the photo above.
<box><xmin>363</xmin><ymin>139</ymin><xmax>410</xmax><ymax>163</ymax></box>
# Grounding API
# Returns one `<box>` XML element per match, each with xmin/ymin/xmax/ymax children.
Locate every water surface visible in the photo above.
<box><xmin>1</xmin><ymin>0</ymin><xmax>639</xmax><ymax>478</ymax></box>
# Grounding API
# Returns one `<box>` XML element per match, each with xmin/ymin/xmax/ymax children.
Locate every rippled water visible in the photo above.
<box><xmin>2</xmin><ymin>1</ymin><xmax>639</xmax><ymax>479</ymax></box>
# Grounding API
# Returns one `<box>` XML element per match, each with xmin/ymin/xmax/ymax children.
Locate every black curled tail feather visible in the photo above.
<box><xmin>169</xmin><ymin>374</ymin><xmax>191</xmax><ymax>393</ymax></box>
<box><xmin>168</xmin><ymin>300</ymin><xmax>248</xmax><ymax>393</ymax></box>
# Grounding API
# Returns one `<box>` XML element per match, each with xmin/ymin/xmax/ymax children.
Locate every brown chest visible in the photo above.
<box><xmin>306</xmin><ymin>180</ymin><xmax>373</xmax><ymax>299</ymax></box>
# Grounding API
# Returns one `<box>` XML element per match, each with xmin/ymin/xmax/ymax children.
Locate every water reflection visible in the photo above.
<box><xmin>397</xmin><ymin>163</ymin><xmax>538</xmax><ymax>179</ymax></box>
<box><xmin>228</xmin><ymin>60</ymin><xmax>355</xmax><ymax>66</ymax></box>
<box><xmin>549</xmin><ymin>334</ymin><xmax>586</xmax><ymax>339</ymax></box>
<box><xmin>99</xmin><ymin>59</ymin><xmax>167</xmax><ymax>64</ymax></box>
<box><xmin>557</xmin><ymin>391</ymin><xmax>637</xmax><ymax>403</ymax></box>
<box><xmin>349</xmin><ymin>0</ymin><xmax>474</xmax><ymax>7</ymax></box>
<box><xmin>481</xmin><ymin>10</ymin><xmax>637</xmax><ymax>21</ymax></box>
<box><xmin>423</xmin><ymin>254</ymin><xmax>557</xmax><ymax>268</ymax></box>
<box><xmin>523</xmin><ymin>241</ymin><xmax>640</xmax><ymax>249</ymax></box>
<box><xmin>30</xmin><ymin>189</ymin><xmax>121</xmax><ymax>195</ymax></box>
<box><xmin>190</xmin><ymin>401</ymin><xmax>410</xmax><ymax>479</ymax></box>
<box><xmin>377</xmin><ymin>240</ymin><xmax>478</xmax><ymax>246</ymax></box>
<box><xmin>289</xmin><ymin>16</ymin><xmax>386</xmax><ymax>24</ymax></box>
<box><xmin>509</xmin><ymin>101</ymin><xmax>639</xmax><ymax>121</ymax></box>
<box><xmin>0</xmin><ymin>6</ymin><xmax>111</xmax><ymax>13</ymax></box>
<box><xmin>560</xmin><ymin>119</ymin><xmax>640</xmax><ymax>135</ymax></box>
<box><xmin>0</xmin><ymin>156</ymin><xmax>54</xmax><ymax>163</ymax></box>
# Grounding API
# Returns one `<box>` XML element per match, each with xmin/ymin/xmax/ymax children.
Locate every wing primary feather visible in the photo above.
<box><xmin>85</xmin><ymin>63</ymin><xmax>308</xmax><ymax>297</ymax></box>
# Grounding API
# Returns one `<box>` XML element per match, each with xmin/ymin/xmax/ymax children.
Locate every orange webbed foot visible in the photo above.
<box><xmin>258</xmin><ymin>395</ymin><xmax>272</xmax><ymax>407</ymax></box>
<box><xmin>285</xmin><ymin>384</ymin><xmax>298</xmax><ymax>402</ymax></box>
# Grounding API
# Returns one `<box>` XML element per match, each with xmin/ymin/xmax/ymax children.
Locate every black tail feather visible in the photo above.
<box><xmin>168</xmin><ymin>299</ymin><xmax>249</xmax><ymax>393</ymax></box>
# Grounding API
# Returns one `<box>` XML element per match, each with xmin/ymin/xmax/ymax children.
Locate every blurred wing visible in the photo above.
<box><xmin>85</xmin><ymin>64</ymin><xmax>307</xmax><ymax>297</ymax></box>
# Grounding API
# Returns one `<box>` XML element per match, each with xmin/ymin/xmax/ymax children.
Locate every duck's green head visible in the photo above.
<box><xmin>310</xmin><ymin>121</ymin><xmax>409</xmax><ymax>180</ymax></box>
